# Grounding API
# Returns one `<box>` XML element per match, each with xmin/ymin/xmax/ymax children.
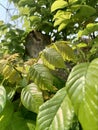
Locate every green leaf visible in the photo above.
<box><xmin>41</xmin><ymin>48</ymin><xmax>66</xmax><ymax>69</ymax></box>
<box><xmin>23</xmin><ymin>18</ymin><xmax>30</xmax><ymax>30</ymax></box>
<box><xmin>21</xmin><ymin>83</ymin><xmax>44</xmax><ymax>113</ymax></box>
<box><xmin>29</xmin><ymin>64</ymin><xmax>54</xmax><ymax>91</ymax></box>
<box><xmin>53</xmin><ymin>10</ymin><xmax>71</xmax><ymax>29</ymax></box>
<box><xmin>72</xmin><ymin>5</ymin><xmax>96</xmax><ymax>18</ymax></box>
<box><xmin>0</xmin><ymin>100</ymin><xmax>14</xmax><ymax>130</ymax></box>
<box><xmin>68</xmin><ymin>0</ymin><xmax>78</xmax><ymax>4</ymax></box>
<box><xmin>11</xmin><ymin>15</ymin><xmax>20</xmax><ymax>21</ymax></box>
<box><xmin>2</xmin><ymin>65</ymin><xmax>13</xmax><ymax>79</ymax></box>
<box><xmin>0</xmin><ymin>86</ymin><xmax>6</xmax><ymax>113</ymax></box>
<box><xmin>5</xmin><ymin>87</ymin><xmax>16</xmax><ymax>100</ymax></box>
<box><xmin>66</xmin><ymin>59</ymin><xmax>98</xmax><ymax>130</ymax></box>
<box><xmin>18</xmin><ymin>0</ymin><xmax>33</xmax><ymax>6</ymax></box>
<box><xmin>90</xmin><ymin>37</ymin><xmax>98</xmax><ymax>54</ymax></box>
<box><xmin>11</xmin><ymin>112</ymin><xmax>35</xmax><ymax>130</ymax></box>
<box><xmin>0</xmin><ymin>21</ymin><xmax>4</xmax><ymax>26</ymax></box>
<box><xmin>53</xmin><ymin>10</ymin><xmax>72</xmax><ymax>21</ymax></box>
<box><xmin>19</xmin><ymin>7</ymin><xmax>30</xmax><ymax>15</ymax></box>
<box><xmin>0</xmin><ymin>59</ymin><xmax>7</xmax><ymax>73</ymax></box>
<box><xmin>51</xmin><ymin>0</ymin><xmax>68</xmax><ymax>12</ymax></box>
<box><xmin>58</xmin><ymin>22</ymin><xmax>68</xmax><ymax>31</ymax></box>
<box><xmin>54</xmin><ymin>19</ymin><xmax>63</xmax><ymax>27</ymax></box>
<box><xmin>36</xmin><ymin>87</ymin><xmax>74</xmax><ymax>130</ymax></box>
<box><xmin>8</xmin><ymin>69</ymin><xmax>21</xmax><ymax>84</ymax></box>
<box><xmin>73</xmin><ymin>43</ymin><xmax>87</xmax><ymax>49</ymax></box>
<box><xmin>27</xmin><ymin>120</ymin><xmax>36</xmax><ymax>130</ymax></box>
<box><xmin>54</xmin><ymin>41</ymin><xmax>76</xmax><ymax>61</ymax></box>
<box><xmin>78</xmin><ymin>23</ymin><xmax>98</xmax><ymax>37</ymax></box>
<box><xmin>29</xmin><ymin>16</ymin><xmax>41</xmax><ymax>22</ymax></box>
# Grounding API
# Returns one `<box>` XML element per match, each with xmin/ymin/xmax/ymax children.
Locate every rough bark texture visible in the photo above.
<box><xmin>25</xmin><ymin>30</ymin><xmax>51</xmax><ymax>58</ymax></box>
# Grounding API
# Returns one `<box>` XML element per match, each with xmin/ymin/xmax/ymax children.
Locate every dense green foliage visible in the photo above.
<box><xmin>0</xmin><ymin>0</ymin><xmax>98</xmax><ymax>130</ymax></box>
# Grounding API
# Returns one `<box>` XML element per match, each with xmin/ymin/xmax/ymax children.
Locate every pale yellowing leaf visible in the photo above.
<box><xmin>51</xmin><ymin>0</ymin><xmax>68</xmax><ymax>12</ymax></box>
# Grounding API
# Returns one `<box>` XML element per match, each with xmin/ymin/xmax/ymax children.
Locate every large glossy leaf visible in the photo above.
<box><xmin>36</xmin><ymin>87</ymin><xmax>74</xmax><ymax>130</ymax></box>
<box><xmin>11</xmin><ymin>112</ymin><xmax>35</xmax><ymax>130</ymax></box>
<box><xmin>41</xmin><ymin>48</ymin><xmax>66</xmax><ymax>70</ymax></box>
<box><xmin>66</xmin><ymin>58</ymin><xmax>98</xmax><ymax>130</ymax></box>
<box><xmin>51</xmin><ymin>0</ymin><xmax>68</xmax><ymax>12</ymax></box>
<box><xmin>29</xmin><ymin>64</ymin><xmax>54</xmax><ymax>91</ymax></box>
<box><xmin>21</xmin><ymin>83</ymin><xmax>44</xmax><ymax>113</ymax></box>
<box><xmin>0</xmin><ymin>100</ymin><xmax>14</xmax><ymax>130</ymax></box>
<box><xmin>0</xmin><ymin>86</ymin><xmax>6</xmax><ymax>113</ymax></box>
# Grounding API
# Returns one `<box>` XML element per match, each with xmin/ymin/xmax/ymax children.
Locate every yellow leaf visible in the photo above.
<box><xmin>51</xmin><ymin>0</ymin><xmax>68</xmax><ymax>12</ymax></box>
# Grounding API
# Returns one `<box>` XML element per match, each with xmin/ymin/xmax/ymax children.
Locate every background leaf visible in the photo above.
<box><xmin>78</xmin><ymin>23</ymin><xmax>98</xmax><ymax>38</ymax></box>
<box><xmin>72</xmin><ymin>5</ymin><xmax>96</xmax><ymax>18</ymax></box>
<box><xmin>54</xmin><ymin>41</ymin><xmax>76</xmax><ymax>61</ymax></box>
<box><xmin>29</xmin><ymin>16</ymin><xmax>41</xmax><ymax>23</ymax></box>
<box><xmin>0</xmin><ymin>60</ymin><xmax>7</xmax><ymax>73</ymax></box>
<box><xmin>0</xmin><ymin>100</ymin><xmax>14</xmax><ymax>130</ymax></box>
<box><xmin>21</xmin><ymin>83</ymin><xmax>44</xmax><ymax>113</ymax></box>
<box><xmin>41</xmin><ymin>48</ymin><xmax>66</xmax><ymax>69</ymax></box>
<box><xmin>29</xmin><ymin>64</ymin><xmax>54</xmax><ymax>91</ymax></box>
<box><xmin>10</xmin><ymin>112</ymin><xmax>35</xmax><ymax>130</ymax></box>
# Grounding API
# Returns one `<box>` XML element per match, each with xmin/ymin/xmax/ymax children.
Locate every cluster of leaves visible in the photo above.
<box><xmin>0</xmin><ymin>41</ymin><xmax>76</xmax><ymax>130</ymax></box>
<box><xmin>51</xmin><ymin>0</ymin><xmax>98</xmax><ymax>61</ymax></box>
<box><xmin>51</xmin><ymin>0</ymin><xmax>97</xmax><ymax>31</ymax></box>
<box><xmin>0</xmin><ymin>0</ymin><xmax>98</xmax><ymax>130</ymax></box>
<box><xmin>0</xmin><ymin>21</ymin><xmax>26</xmax><ymax>56</ymax></box>
<box><xmin>9</xmin><ymin>0</ymin><xmax>54</xmax><ymax>32</ymax></box>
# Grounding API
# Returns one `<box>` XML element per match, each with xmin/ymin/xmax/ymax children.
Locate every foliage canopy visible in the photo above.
<box><xmin>0</xmin><ymin>0</ymin><xmax>98</xmax><ymax>130</ymax></box>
